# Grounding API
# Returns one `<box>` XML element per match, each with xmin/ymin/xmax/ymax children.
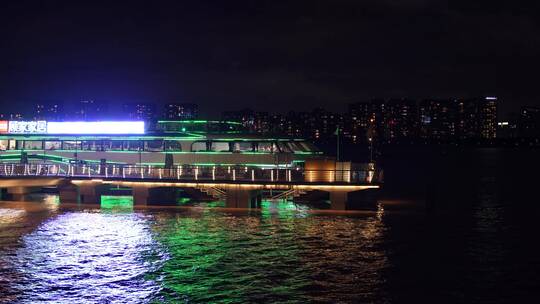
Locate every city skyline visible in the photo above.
<box><xmin>5</xmin><ymin>96</ymin><xmax>540</xmax><ymax>142</ymax></box>
<box><xmin>0</xmin><ymin>95</ymin><xmax>513</xmax><ymax>119</ymax></box>
<box><xmin>0</xmin><ymin>94</ymin><xmax>514</xmax><ymax>118</ymax></box>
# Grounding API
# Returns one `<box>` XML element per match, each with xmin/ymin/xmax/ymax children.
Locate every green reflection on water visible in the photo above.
<box><xmin>100</xmin><ymin>196</ymin><xmax>133</xmax><ymax>212</ymax></box>
<box><xmin>150</xmin><ymin>203</ymin><xmax>309</xmax><ymax>303</ymax></box>
<box><xmin>177</xmin><ymin>197</ymin><xmax>191</xmax><ymax>205</ymax></box>
<box><xmin>150</xmin><ymin>210</ymin><xmax>231</xmax><ymax>302</ymax></box>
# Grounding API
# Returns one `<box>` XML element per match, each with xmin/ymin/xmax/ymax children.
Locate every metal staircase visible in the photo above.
<box><xmin>198</xmin><ymin>186</ymin><xmax>227</xmax><ymax>200</ymax></box>
<box><xmin>269</xmin><ymin>188</ymin><xmax>306</xmax><ymax>201</ymax></box>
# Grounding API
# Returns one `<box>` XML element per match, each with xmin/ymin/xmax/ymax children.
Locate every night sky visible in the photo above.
<box><xmin>0</xmin><ymin>0</ymin><xmax>538</xmax><ymax>117</ymax></box>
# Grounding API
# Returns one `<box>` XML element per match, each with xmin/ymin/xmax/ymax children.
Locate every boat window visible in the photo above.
<box><xmin>257</xmin><ymin>142</ymin><xmax>276</xmax><ymax>153</ymax></box>
<box><xmin>92</xmin><ymin>141</ymin><xmax>105</xmax><ymax>151</ymax></box>
<box><xmin>144</xmin><ymin>140</ymin><xmax>163</xmax><ymax>152</ymax></box>
<box><xmin>232</xmin><ymin>142</ymin><xmax>253</xmax><ymax>152</ymax></box>
<box><xmin>125</xmin><ymin>141</ymin><xmax>142</xmax><ymax>151</ymax></box>
<box><xmin>81</xmin><ymin>141</ymin><xmax>96</xmax><ymax>151</ymax></box>
<box><xmin>8</xmin><ymin>140</ymin><xmax>15</xmax><ymax>150</ymax></box>
<box><xmin>16</xmin><ymin>140</ymin><xmax>24</xmax><ymax>150</ymax></box>
<box><xmin>63</xmin><ymin>140</ymin><xmax>81</xmax><ymax>150</ymax></box>
<box><xmin>111</xmin><ymin>141</ymin><xmax>123</xmax><ymax>151</ymax></box>
<box><xmin>24</xmin><ymin>141</ymin><xmax>43</xmax><ymax>150</ymax></box>
<box><xmin>164</xmin><ymin>140</ymin><xmax>182</xmax><ymax>151</ymax></box>
<box><xmin>0</xmin><ymin>140</ymin><xmax>8</xmax><ymax>151</ymax></box>
<box><xmin>191</xmin><ymin>141</ymin><xmax>208</xmax><ymax>152</ymax></box>
<box><xmin>276</xmin><ymin>142</ymin><xmax>292</xmax><ymax>152</ymax></box>
<box><xmin>101</xmin><ymin>140</ymin><xmax>112</xmax><ymax>151</ymax></box>
<box><xmin>45</xmin><ymin>141</ymin><xmax>62</xmax><ymax>150</ymax></box>
<box><xmin>210</xmin><ymin>142</ymin><xmax>230</xmax><ymax>152</ymax></box>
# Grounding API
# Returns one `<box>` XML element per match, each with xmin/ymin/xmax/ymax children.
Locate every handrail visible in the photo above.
<box><xmin>270</xmin><ymin>188</ymin><xmax>297</xmax><ymax>200</ymax></box>
<box><xmin>0</xmin><ymin>163</ymin><xmax>381</xmax><ymax>185</ymax></box>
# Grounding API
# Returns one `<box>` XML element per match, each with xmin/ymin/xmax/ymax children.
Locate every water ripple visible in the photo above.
<box><xmin>8</xmin><ymin>211</ymin><xmax>166</xmax><ymax>304</ymax></box>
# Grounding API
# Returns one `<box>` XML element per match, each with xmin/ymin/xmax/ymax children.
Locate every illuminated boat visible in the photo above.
<box><xmin>0</xmin><ymin>120</ymin><xmax>323</xmax><ymax>168</ymax></box>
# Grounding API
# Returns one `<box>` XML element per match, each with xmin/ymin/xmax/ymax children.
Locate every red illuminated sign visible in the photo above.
<box><xmin>0</xmin><ymin>121</ymin><xmax>8</xmax><ymax>133</ymax></box>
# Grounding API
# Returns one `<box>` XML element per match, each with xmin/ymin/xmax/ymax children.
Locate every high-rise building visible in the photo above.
<box><xmin>222</xmin><ymin>109</ymin><xmax>256</xmax><ymax>131</ymax></box>
<box><xmin>222</xmin><ymin>109</ymin><xmax>284</xmax><ymax>134</ymax></box>
<box><xmin>348</xmin><ymin>102</ymin><xmax>372</xmax><ymax>128</ymax></box>
<box><xmin>217</xmin><ymin>95</ymin><xmax>497</xmax><ymax>143</ymax></box>
<box><xmin>455</xmin><ymin>99</ymin><xmax>478</xmax><ymax>140</ymax></box>
<box><xmin>34</xmin><ymin>102</ymin><xmax>63</xmax><ymax>121</ymax></box>
<box><xmin>497</xmin><ymin>120</ymin><xmax>517</xmax><ymax>139</ymax></box>
<box><xmin>455</xmin><ymin>97</ymin><xmax>498</xmax><ymax>140</ymax></box>
<box><xmin>267</xmin><ymin>113</ymin><xmax>286</xmax><ymax>135</ymax></box>
<box><xmin>519</xmin><ymin>106</ymin><xmax>540</xmax><ymax>138</ymax></box>
<box><xmin>478</xmin><ymin>97</ymin><xmax>498</xmax><ymax>139</ymax></box>
<box><xmin>347</xmin><ymin>102</ymin><xmax>371</xmax><ymax>141</ymax></box>
<box><xmin>165</xmin><ymin>103</ymin><xmax>199</xmax><ymax>120</ymax></box>
<box><xmin>384</xmin><ymin>98</ymin><xmax>417</xmax><ymax>140</ymax></box>
<box><xmin>310</xmin><ymin>108</ymin><xmax>342</xmax><ymax>140</ymax></box>
<box><xmin>35</xmin><ymin>104</ymin><xmax>44</xmax><ymax>119</ymax></box>
<box><xmin>283</xmin><ymin>111</ymin><xmax>313</xmax><ymax>138</ymax></box>
<box><xmin>0</xmin><ymin>113</ymin><xmax>24</xmax><ymax>120</ymax></box>
<box><xmin>351</xmin><ymin>99</ymin><xmax>418</xmax><ymax>142</ymax></box>
<box><xmin>122</xmin><ymin>103</ymin><xmax>155</xmax><ymax>121</ymax></box>
<box><xmin>73</xmin><ymin>100</ymin><xmax>108</xmax><ymax>121</ymax></box>
<box><xmin>419</xmin><ymin>99</ymin><xmax>456</xmax><ymax>140</ymax></box>
<box><xmin>369</xmin><ymin>99</ymin><xmax>388</xmax><ymax>141</ymax></box>
<box><xmin>252</xmin><ymin>112</ymin><xmax>273</xmax><ymax>134</ymax></box>
<box><xmin>347</xmin><ymin>101</ymin><xmax>380</xmax><ymax>143</ymax></box>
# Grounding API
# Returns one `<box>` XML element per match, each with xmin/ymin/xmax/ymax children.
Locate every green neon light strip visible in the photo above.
<box><xmin>0</xmin><ymin>153</ymin><xmax>298</xmax><ymax>167</ymax></box>
<box><xmin>0</xmin><ymin>153</ymin><xmax>65</xmax><ymax>162</ymax></box>
<box><xmin>0</xmin><ymin>153</ymin><xmax>124</xmax><ymax>165</ymax></box>
<box><xmin>0</xmin><ymin>149</ymin><xmax>316</xmax><ymax>155</ymax></box>
<box><xmin>0</xmin><ymin>154</ymin><xmax>23</xmax><ymax>159</ymax></box>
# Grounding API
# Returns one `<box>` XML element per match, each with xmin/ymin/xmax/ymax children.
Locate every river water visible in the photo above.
<box><xmin>1</xmin><ymin>148</ymin><xmax>539</xmax><ymax>303</ymax></box>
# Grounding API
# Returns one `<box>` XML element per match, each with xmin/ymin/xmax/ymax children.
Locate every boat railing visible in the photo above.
<box><xmin>0</xmin><ymin>163</ymin><xmax>382</xmax><ymax>184</ymax></box>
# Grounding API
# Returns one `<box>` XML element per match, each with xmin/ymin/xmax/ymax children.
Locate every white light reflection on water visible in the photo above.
<box><xmin>12</xmin><ymin>212</ymin><xmax>167</xmax><ymax>304</ymax></box>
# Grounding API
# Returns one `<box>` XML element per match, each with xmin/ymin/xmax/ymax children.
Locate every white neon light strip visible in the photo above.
<box><xmin>47</xmin><ymin>121</ymin><xmax>145</xmax><ymax>134</ymax></box>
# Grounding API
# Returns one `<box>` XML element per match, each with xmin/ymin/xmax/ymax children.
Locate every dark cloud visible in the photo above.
<box><xmin>0</xmin><ymin>0</ymin><xmax>538</xmax><ymax>117</ymax></box>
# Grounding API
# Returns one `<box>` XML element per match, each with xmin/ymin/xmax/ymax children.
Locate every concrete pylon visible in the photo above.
<box><xmin>58</xmin><ymin>183</ymin><xmax>80</xmax><ymax>204</ymax></box>
<box><xmin>329</xmin><ymin>190</ymin><xmax>349</xmax><ymax>210</ymax></box>
<box><xmin>57</xmin><ymin>181</ymin><xmax>107</xmax><ymax>204</ymax></box>
<box><xmin>132</xmin><ymin>185</ymin><xmax>149</xmax><ymax>205</ymax></box>
<box><xmin>225</xmin><ymin>186</ymin><xmax>261</xmax><ymax>208</ymax></box>
<box><xmin>78</xmin><ymin>182</ymin><xmax>106</xmax><ymax>204</ymax></box>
